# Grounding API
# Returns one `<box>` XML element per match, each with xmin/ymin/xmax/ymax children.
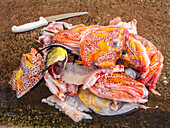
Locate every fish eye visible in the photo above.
<box><xmin>113</xmin><ymin>42</ymin><xmax>118</xmax><ymax>47</ymax></box>
<box><xmin>122</xmin><ymin>51</ymin><xmax>127</xmax><ymax>55</ymax></box>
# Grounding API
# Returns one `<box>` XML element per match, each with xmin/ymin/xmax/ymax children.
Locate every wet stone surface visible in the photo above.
<box><xmin>0</xmin><ymin>0</ymin><xmax>170</xmax><ymax>127</ymax></box>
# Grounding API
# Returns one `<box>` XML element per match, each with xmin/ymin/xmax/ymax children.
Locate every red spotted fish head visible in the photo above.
<box><xmin>79</xmin><ymin>26</ymin><xmax>129</xmax><ymax>68</ymax></box>
<box><xmin>120</xmin><ymin>36</ymin><xmax>150</xmax><ymax>72</ymax></box>
<box><xmin>9</xmin><ymin>48</ymin><xmax>43</xmax><ymax>98</ymax></box>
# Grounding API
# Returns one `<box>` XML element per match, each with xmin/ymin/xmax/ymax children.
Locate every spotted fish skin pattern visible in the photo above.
<box><xmin>53</xmin><ymin>25</ymin><xmax>129</xmax><ymax>68</ymax></box>
<box><xmin>120</xmin><ymin>36</ymin><xmax>150</xmax><ymax>72</ymax></box>
<box><xmin>80</xmin><ymin>26</ymin><xmax>129</xmax><ymax>68</ymax></box>
<box><xmin>9</xmin><ymin>48</ymin><xmax>43</xmax><ymax>98</ymax></box>
<box><xmin>126</xmin><ymin>34</ymin><xmax>164</xmax><ymax>95</ymax></box>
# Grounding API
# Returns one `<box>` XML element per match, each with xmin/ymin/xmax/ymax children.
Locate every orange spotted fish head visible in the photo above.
<box><xmin>79</xmin><ymin>26</ymin><xmax>129</xmax><ymax>68</ymax></box>
<box><xmin>120</xmin><ymin>36</ymin><xmax>150</xmax><ymax>72</ymax></box>
<box><xmin>9</xmin><ymin>48</ymin><xmax>43</xmax><ymax>98</ymax></box>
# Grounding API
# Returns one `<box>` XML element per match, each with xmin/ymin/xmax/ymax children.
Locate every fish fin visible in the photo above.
<box><xmin>9</xmin><ymin>48</ymin><xmax>43</xmax><ymax>98</ymax></box>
